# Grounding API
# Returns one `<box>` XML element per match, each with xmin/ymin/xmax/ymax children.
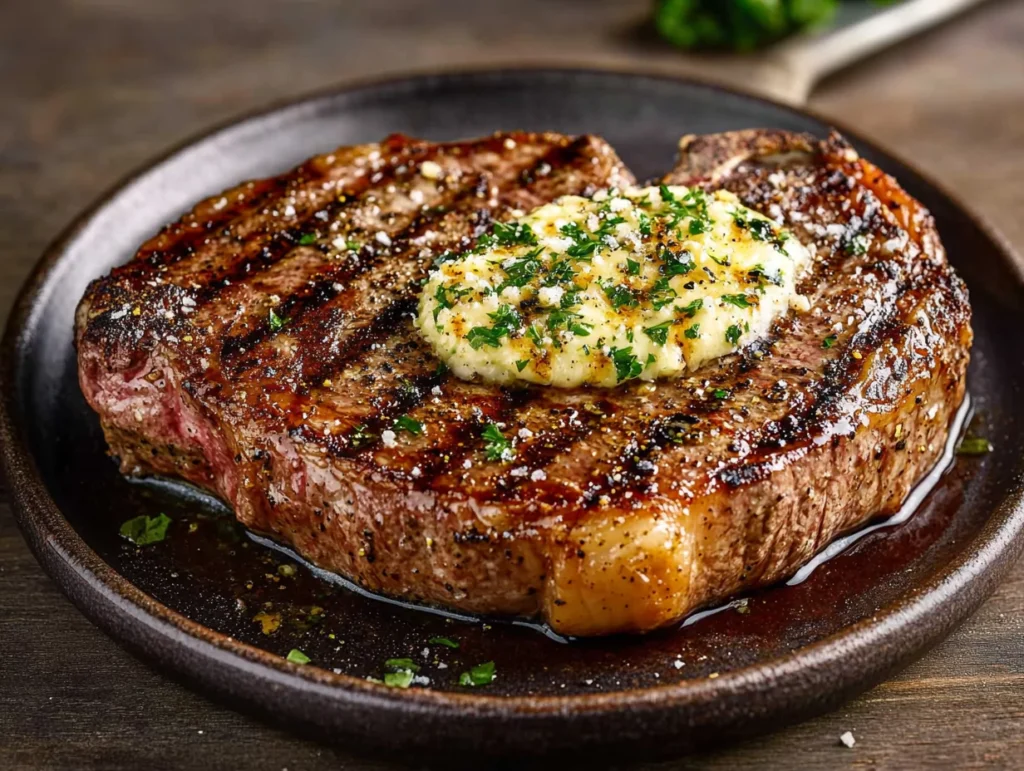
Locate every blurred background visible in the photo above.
<box><xmin>2</xmin><ymin>1</ymin><xmax>1023</xmax><ymax>769</ymax></box>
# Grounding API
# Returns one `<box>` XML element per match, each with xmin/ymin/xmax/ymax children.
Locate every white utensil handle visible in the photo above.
<box><xmin>770</xmin><ymin>0</ymin><xmax>989</xmax><ymax>103</ymax></box>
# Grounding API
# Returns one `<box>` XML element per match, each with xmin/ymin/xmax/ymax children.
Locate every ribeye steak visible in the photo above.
<box><xmin>76</xmin><ymin>129</ymin><xmax>970</xmax><ymax>636</ymax></box>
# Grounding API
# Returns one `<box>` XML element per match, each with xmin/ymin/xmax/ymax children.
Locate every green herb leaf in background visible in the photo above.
<box><xmin>654</xmin><ymin>0</ymin><xmax>848</xmax><ymax>51</ymax></box>
<box><xmin>119</xmin><ymin>513</ymin><xmax>171</xmax><ymax>546</ymax></box>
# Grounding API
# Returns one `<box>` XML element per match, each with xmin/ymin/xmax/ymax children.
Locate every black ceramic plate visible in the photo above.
<box><xmin>3</xmin><ymin>69</ymin><xmax>1024</xmax><ymax>759</ymax></box>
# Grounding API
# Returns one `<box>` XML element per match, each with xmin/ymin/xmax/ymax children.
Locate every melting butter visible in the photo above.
<box><xmin>417</xmin><ymin>186</ymin><xmax>811</xmax><ymax>388</ymax></box>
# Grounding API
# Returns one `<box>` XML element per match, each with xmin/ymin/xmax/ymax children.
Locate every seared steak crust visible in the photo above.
<box><xmin>76</xmin><ymin>130</ymin><xmax>970</xmax><ymax>636</ymax></box>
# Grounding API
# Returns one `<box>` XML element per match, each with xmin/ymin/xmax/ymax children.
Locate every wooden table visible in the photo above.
<box><xmin>2</xmin><ymin>1</ymin><xmax>1022</xmax><ymax>768</ymax></box>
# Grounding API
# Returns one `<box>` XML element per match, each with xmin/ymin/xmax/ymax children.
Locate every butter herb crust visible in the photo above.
<box><xmin>76</xmin><ymin>129</ymin><xmax>971</xmax><ymax>636</ymax></box>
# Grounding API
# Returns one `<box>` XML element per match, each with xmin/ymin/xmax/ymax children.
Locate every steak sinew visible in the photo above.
<box><xmin>76</xmin><ymin>129</ymin><xmax>970</xmax><ymax>636</ymax></box>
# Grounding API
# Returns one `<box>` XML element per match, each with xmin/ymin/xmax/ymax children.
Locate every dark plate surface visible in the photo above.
<box><xmin>3</xmin><ymin>69</ymin><xmax>1024</xmax><ymax>759</ymax></box>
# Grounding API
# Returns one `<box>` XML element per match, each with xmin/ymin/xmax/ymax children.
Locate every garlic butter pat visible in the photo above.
<box><xmin>417</xmin><ymin>185</ymin><xmax>811</xmax><ymax>388</ymax></box>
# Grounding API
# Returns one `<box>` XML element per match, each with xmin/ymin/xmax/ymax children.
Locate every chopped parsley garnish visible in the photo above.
<box><xmin>268</xmin><ymin>308</ymin><xmax>287</xmax><ymax>332</ymax></box>
<box><xmin>658</xmin><ymin>185</ymin><xmax>711</xmax><ymax>233</ymax></box>
<box><xmin>466</xmin><ymin>326</ymin><xmax>506</xmax><ymax>349</ymax></box>
<box><xmin>515</xmin><ymin>359</ymin><xmax>529</xmax><ymax>372</ymax></box>
<box><xmin>822</xmin><ymin>334</ymin><xmax>838</xmax><ymax>349</ymax></box>
<box><xmin>492</xmin><ymin>221</ymin><xmax>538</xmax><ymax>247</ymax></box>
<box><xmin>684</xmin><ymin>323</ymin><xmax>700</xmax><ymax>339</ymax></box>
<box><xmin>725</xmin><ymin>324</ymin><xmax>742</xmax><ymax>345</ymax></box>
<box><xmin>286</xmin><ymin>649</ymin><xmax>310</xmax><ymax>665</ymax></box>
<box><xmin>957</xmin><ymin>437</ymin><xmax>992</xmax><ymax>456</ymax></box>
<box><xmin>676</xmin><ymin>298</ymin><xmax>703</xmax><ymax>318</ymax></box>
<box><xmin>384</xmin><ymin>671</ymin><xmax>414</xmax><ymax>688</ymax></box>
<box><xmin>643</xmin><ymin>320</ymin><xmax>673</xmax><ymax>346</ymax></box>
<box><xmin>732</xmin><ymin>212</ymin><xmax>787</xmax><ymax>251</ymax></box>
<box><xmin>348</xmin><ymin>423</ymin><xmax>375</xmax><ymax>449</ymax></box>
<box><xmin>482</xmin><ymin>423</ymin><xmax>514</xmax><ymax>462</ymax></box>
<box><xmin>626</xmin><ymin>258</ymin><xmax>641</xmax><ymax>276</ymax></box>
<box><xmin>428</xmin><ymin>636</ymin><xmax>460</xmax><ymax>649</ymax></box>
<box><xmin>601</xmin><ymin>281</ymin><xmax>640</xmax><ymax>310</ymax></box>
<box><xmin>560</xmin><ymin>288</ymin><xmax>582</xmax><ymax>309</ymax></box>
<box><xmin>119</xmin><ymin>513</ymin><xmax>171</xmax><ymax>546</ymax></box>
<box><xmin>638</xmin><ymin>212</ymin><xmax>653</xmax><ymax>237</ymax></box>
<box><xmin>497</xmin><ymin>250</ymin><xmax>543</xmax><ymax>291</ymax></box>
<box><xmin>385</xmin><ymin>658</ymin><xmax>420</xmax><ymax>673</ymax></box>
<box><xmin>660</xmin><ymin>247</ymin><xmax>695</xmax><ymax>277</ymax></box>
<box><xmin>546</xmin><ymin>309</ymin><xmax>591</xmax><ymax>338</ymax></box>
<box><xmin>712</xmin><ymin>388</ymin><xmax>730</xmax><ymax>399</ymax></box>
<box><xmin>748</xmin><ymin>218</ymin><xmax>776</xmax><ymax>242</ymax></box>
<box><xmin>433</xmin><ymin>283</ymin><xmax>469</xmax><ymax>324</ymax></box>
<box><xmin>382</xmin><ymin>657</ymin><xmax>419</xmax><ymax>687</ymax></box>
<box><xmin>721</xmin><ymin>293</ymin><xmax>754</xmax><ymax>309</ymax></box>
<box><xmin>466</xmin><ymin>304</ymin><xmax>523</xmax><ymax>349</ymax></box>
<box><xmin>458</xmin><ymin>661</ymin><xmax>496</xmax><ymax>687</ymax></box>
<box><xmin>748</xmin><ymin>264</ymin><xmax>784</xmax><ymax>287</ymax></box>
<box><xmin>649</xmin><ymin>277</ymin><xmax>677</xmax><ymax>311</ymax></box>
<box><xmin>526</xmin><ymin>324</ymin><xmax>544</xmax><ymax>347</ymax></box>
<box><xmin>297</xmin><ymin>232</ymin><xmax>318</xmax><ymax>245</ymax></box>
<box><xmin>544</xmin><ymin>259</ymin><xmax>576</xmax><ymax>286</ymax></box>
<box><xmin>610</xmin><ymin>347</ymin><xmax>643</xmax><ymax>382</ymax></box>
<box><xmin>394</xmin><ymin>415</ymin><xmax>424</xmax><ymax>435</ymax></box>
<box><xmin>560</xmin><ymin>222</ymin><xmax>600</xmax><ymax>259</ymax></box>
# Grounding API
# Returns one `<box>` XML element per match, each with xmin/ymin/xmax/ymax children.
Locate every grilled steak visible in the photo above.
<box><xmin>76</xmin><ymin>129</ymin><xmax>970</xmax><ymax>637</ymax></box>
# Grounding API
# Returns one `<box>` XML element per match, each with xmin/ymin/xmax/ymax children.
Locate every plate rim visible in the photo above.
<box><xmin>3</xmin><ymin>65</ymin><xmax>1024</xmax><ymax>749</ymax></box>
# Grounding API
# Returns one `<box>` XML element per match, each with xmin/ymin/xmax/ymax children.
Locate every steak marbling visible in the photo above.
<box><xmin>76</xmin><ymin>129</ymin><xmax>971</xmax><ymax>636</ymax></box>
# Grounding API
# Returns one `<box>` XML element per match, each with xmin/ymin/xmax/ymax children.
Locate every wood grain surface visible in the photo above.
<box><xmin>1</xmin><ymin>1</ymin><xmax>1022</xmax><ymax>769</ymax></box>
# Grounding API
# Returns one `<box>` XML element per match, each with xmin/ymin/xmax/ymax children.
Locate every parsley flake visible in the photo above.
<box><xmin>458</xmin><ymin>661</ymin><xmax>496</xmax><ymax>687</ymax></box>
<box><xmin>721</xmin><ymin>293</ymin><xmax>754</xmax><ymax>309</ymax></box>
<box><xmin>394</xmin><ymin>415</ymin><xmax>424</xmax><ymax>436</ymax></box>
<box><xmin>482</xmin><ymin>423</ymin><xmax>514</xmax><ymax>462</ymax></box>
<box><xmin>725</xmin><ymin>325</ymin><xmax>742</xmax><ymax>345</ymax></box>
<box><xmin>385</xmin><ymin>658</ymin><xmax>420</xmax><ymax>673</ymax></box>
<box><xmin>676</xmin><ymin>298</ymin><xmax>703</xmax><ymax>318</ymax></box>
<box><xmin>268</xmin><ymin>308</ymin><xmax>287</xmax><ymax>332</ymax></box>
<box><xmin>428</xmin><ymin>636</ymin><xmax>460</xmax><ymax>649</ymax></box>
<box><xmin>643</xmin><ymin>321</ymin><xmax>673</xmax><ymax>346</ymax></box>
<box><xmin>119</xmin><ymin>513</ymin><xmax>171</xmax><ymax>546</ymax></box>
<box><xmin>384</xmin><ymin>671</ymin><xmax>414</xmax><ymax>688</ymax></box>
<box><xmin>493</xmin><ymin>221</ymin><xmax>538</xmax><ymax>247</ymax></box>
<box><xmin>610</xmin><ymin>347</ymin><xmax>643</xmax><ymax>382</ymax></box>
<box><xmin>957</xmin><ymin>437</ymin><xmax>992</xmax><ymax>456</ymax></box>
<box><xmin>286</xmin><ymin>649</ymin><xmax>310</xmax><ymax>665</ymax></box>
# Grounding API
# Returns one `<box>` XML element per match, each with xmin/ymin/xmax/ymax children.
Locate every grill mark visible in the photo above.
<box><xmin>586</xmin><ymin>263</ymin><xmax>914</xmax><ymax>508</ymax></box>
<box><xmin>192</xmin><ymin>142</ymin><xmax>431</xmax><ymax>308</ymax></box>
<box><xmin>238</xmin><ymin>135</ymin><xmax>606</xmax><ymax>384</ymax></box>
<box><xmin>133</xmin><ymin>178</ymin><xmax>282</xmax><ymax>270</ymax></box>
<box><xmin>290</xmin><ymin>350</ymin><xmax>453</xmax><ymax>459</ymax></box>
<box><xmin>214</xmin><ymin>164</ymin><xmax>489</xmax><ymax>364</ymax></box>
<box><xmin>218</xmin><ymin>176</ymin><xmax>490</xmax><ymax>367</ymax></box>
<box><xmin>218</xmin><ymin>131</ymin><xmax>553</xmax><ymax>316</ymax></box>
<box><xmin>123</xmin><ymin>145</ymin><xmax>388</xmax><ymax>279</ymax></box>
<box><xmin>419</xmin><ymin>385</ymin><xmax>539</xmax><ymax>486</ymax></box>
<box><xmin>487</xmin><ymin>399</ymin><xmax>610</xmax><ymax>501</ymax></box>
